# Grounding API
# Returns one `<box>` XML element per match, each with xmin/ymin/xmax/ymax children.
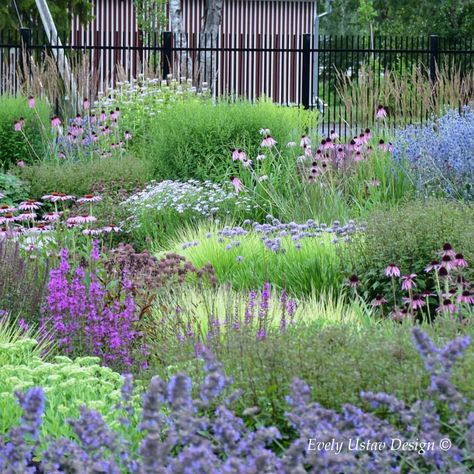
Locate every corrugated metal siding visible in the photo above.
<box><xmin>70</xmin><ymin>0</ymin><xmax>316</xmax><ymax>103</ymax></box>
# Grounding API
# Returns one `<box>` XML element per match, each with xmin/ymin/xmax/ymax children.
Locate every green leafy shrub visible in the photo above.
<box><xmin>157</xmin><ymin>316</ymin><xmax>474</xmax><ymax>431</ymax></box>
<box><xmin>0</xmin><ymin>173</ymin><xmax>29</xmax><ymax>203</ymax></box>
<box><xmin>144</xmin><ymin>98</ymin><xmax>318</xmax><ymax>180</ymax></box>
<box><xmin>0</xmin><ymin>96</ymin><xmax>51</xmax><ymax>169</ymax></box>
<box><xmin>351</xmin><ymin>198</ymin><xmax>474</xmax><ymax>298</ymax></box>
<box><xmin>17</xmin><ymin>155</ymin><xmax>153</xmax><ymax>199</ymax></box>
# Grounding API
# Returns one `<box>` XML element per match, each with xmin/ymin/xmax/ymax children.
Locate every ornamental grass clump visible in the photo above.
<box><xmin>394</xmin><ymin>106</ymin><xmax>474</xmax><ymax>200</ymax></box>
<box><xmin>166</xmin><ymin>217</ymin><xmax>364</xmax><ymax>295</ymax></box>
<box><xmin>0</xmin><ymin>329</ymin><xmax>472</xmax><ymax>473</ymax></box>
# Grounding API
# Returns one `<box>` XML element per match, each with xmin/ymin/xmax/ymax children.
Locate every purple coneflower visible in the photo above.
<box><xmin>231</xmin><ymin>176</ymin><xmax>243</xmax><ymax>194</ymax></box>
<box><xmin>330</xmin><ymin>130</ymin><xmax>338</xmax><ymax>140</ymax></box>
<box><xmin>385</xmin><ymin>262</ymin><xmax>400</xmax><ymax>277</ymax></box>
<box><xmin>42</xmin><ymin>192</ymin><xmax>75</xmax><ymax>202</ymax></box>
<box><xmin>16</xmin><ymin>213</ymin><xmax>37</xmax><ymax>222</ymax></box>
<box><xmin>0</xmin><ymin>204</ymin><xmax>17</xmax><ymax>214</ymax></box>
<box><xmin>453</xmin><ymin>253</ymin><xmax>468</xmax><ymax>268</ymax></box>
<box><xmin>77</xmin><ymin>194</ymin><xmax>102</xmax><ymax>203</ymax></box>
<box><xmin>403</xmin><ymin>294</ymin><xmax>425</xmax><ymax>310</ymax></box>
<box><xmin>401</xmin><ymin>274</ymin><xmax>417</xmax><ymax>291</ymax></box>
<box><xmin>27</xmin><ymin>96</ymin><xmax>35</xmax><ymax>108</ymax></box>
<box><xmin>347</xmin><ymin>274</ymin><xmax>360</xmax><ymax>288</ymax></box>
<box><xmin>440</xmin><ymin>255</ymin><xmax>454</xmax><ymax>270</ymax></box>
<box><xmin>441</xmin><ymin>242</ymin><xmax>456</xmax><ymax>257</ymax></box>
<box><xmin>457</xmin><ymin>291</ymin><xmax>474</xmax><ymax>305</ymax></box>
<box><xmin>256</xmin><ymin>154</ymin><xmax>266</xmax><ymax>161</ymax></box>
<box><xmin>390</xmin><ymin>308</ymin><xmax>409</xmax><ymax>322</ymax></box>
<box><xmin>300</xmin><ymin>135</ymin><xmax>311</xmax><ymax>147</ymax></box>
<box><xmin>424</xmin><ymin>260</ymin><xmax>441</xmax><ymax>273</ymax></box>
<box><xmin>124</xmin><ymin>131</ymin><xmax>132</xmax><ymax>140</ymax></box>
<box><xmin>44</xmin><ymin>212</ymin><xmax>61</xmax><ymax>222</ymax></box>
<box><xmin>19</xmin><ymin>200</ymin><xmax>42</xmax><ymax>211</ymax></box>
<box><xmin>376</xmin><ymin>105</ymin><xmax>387</xmax><ymax>119</ymax></box>
<box><xmin>261</xmin><ymin>135</ymin><xmax>277</xmax><ymax>148</ymax></box>
<box><xmin>371</xmin><ymin>294</ymin><xmax>387</xmax><ymax>307</ymax></box>
<box><xmin>14</xmin><ymin>119</ymin><xmax>24</xmax><ymax>132</ymax></box>
<box><xmin>436</xmin><ymin>299</ymin><xmax>459</xmax><ymax>314</ymax></box>
<box><xmin>83</xmin><ymin>98</ymin><xmax>90</xmax><ymax>110</ymax></box>
<box><xmin>51</xmin><ymin>116</ymin><xmax>61</xmax><ymax>128</ymax></box>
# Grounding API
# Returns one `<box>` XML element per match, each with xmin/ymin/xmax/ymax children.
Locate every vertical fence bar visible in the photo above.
<box><xmin>162</xmin><ymin>31</ymin><xmax>173</xmax><ymax>78</ymax></box>
<box><xmin>19</xmin><ymin>27</ymin><xmax>32</xmax><ymax>85</ymax></box>
<box><xmin>301</xmin><ymin>33</ymin><xmax>311</xmax><ymax>109</ymax></box>
<box><xmin>429</xmin><ymin>35</ymin><xmax>439</xmax><ymax>83</ymax></box>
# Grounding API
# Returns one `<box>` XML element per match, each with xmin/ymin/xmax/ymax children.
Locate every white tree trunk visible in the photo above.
<box><xmin>200</xmin><ymin>0</ymin><xmax>224</xmax><ymax>89</ymax></box>
<box><xmin>169</xmin><ymin>0</ymin><xmax>192</xmax><ymax>78</ymax></box>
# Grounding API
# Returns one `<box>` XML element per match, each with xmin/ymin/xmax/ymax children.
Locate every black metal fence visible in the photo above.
<box><xmin>1</xmin><ymin>29</ymin><xmax>473</xmax><ymax>137</ymax></box>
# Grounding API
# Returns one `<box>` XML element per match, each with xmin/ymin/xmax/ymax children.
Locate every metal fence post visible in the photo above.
<box><xmin>19</xmin><ymin>27</ymin><xmax>32</xmax><ymax>80</ymax></box>
<box><xmin>429</xmin><ymin>35</ymin><xmax>439</xmax><ymax>83</ymax></box>
<box><xmin>162</xmin><ymin>31</ymin><xmax>173</xmax><ymax>79</ymax></box>
<box><xmin>301</xmin><ymin>33</ymin><xmax>311</xmax><ymax>109</ymax></box>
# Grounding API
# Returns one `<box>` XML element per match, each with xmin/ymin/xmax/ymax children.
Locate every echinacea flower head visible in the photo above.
<box><xmin>44</xmin><ymin>212</ymin><xmax>61</xmax><ymax>222</ymax></box>
<box><xmin>232</xmin><ymin>149</ymin><xmax>240</xmax><ymax>161</ymax></box>
<box><xmin>330</xmin><ymin>129</ymin><xmax>338</xmax><ymax>140</ymax></box>
<box><xmin>77</xmin><ymin>194</ymin><xmax>102</xmax><ymax>203</ymax></box>
<box><xmin>51</xmin><ymin>116</ymin><xmax>61</xmax><ymax>128</ymax></box>
<box><xmin>457</xmin><ymin>290</ymin><xmax>474</xmax><ymax>304</ymax></box>
<box><xmin>376</xmin><ymin>105</ymin><xmax>387</xmax><ymax>119</ymax></box>
<box><xmin>261</xmin><ymin>135</ymin><xmax>277</xmax><ymax>148</ymax></box>
<box><xmin>259</xmin><ymin>128</ymin><xmax>271</xmax><ymax>135</ymax></box>
<box><xmin>371</xmin><ymin>294</ymin><xmax>388</xmax><ymax>307</ymax></box>
<box><xmin>256</xmin><ymin>154</ymin><xmax>266</xmax><ymax>161</ymax></box>
<box><xmin>440</xmin><ymin>255</ymin><xmax>454</xmax><ymax>270</ymax></box>
<box><xmin>16</xmin><ymin>212</ymin><xmax>37</xmax><ymax>221</ymax></box>
<box><xmin>436</xmin><ymin>298</ymin><xmax>459</xmax><ymax>314</ymax></box>
<box><xmin>27</xmin><ymin>96</ymin><xmax>35</xmax><ymax>108</ymax></box>
<box><xmin>453</xmin><ymin>253</ymin><xmax>468</xmax><ymax>268</ymax></box>
<box><xmin>441</xmin><ymin>242</ymin><xmax>456</xmax><ymax>257</ymax></box>
<box><xmin>14</xmin><ymin>118</ymin><xmax>25</xmax><ymax>131</ymax></box>
<box><xmin>425</xmin><ymin>260</ymin><xmax>441</xmax><ymax>273</ymax></box>
<box><xmin>300</xmin><ymin>135</ymin><xmax>311</xmax><ymax>147</ymax></box>
<box><xmin>231</xmin><ymin>177</ymin><xmax>243</xmax><ymax>194</ymax></box>
<box><xmin>385</xmin><ymin>263</ymin><xmax>400</xmax><ymax>277</ymax></box>
<box><xmin>124</xmin><ymin>131</ymin><xmax>132</xmax><ymax>140</ymax></box>
<box><xmin>42</xmin><ymin>192</ymin><xmax>75</xmax><ymax>202</ymax></box>
<box><xmin>401</xmin><ymin>274</ymin><xmax>417</xmax><ymax>291</ymax></box>
<box><xmin>19</xmin><ymin>199</ymin><xmax>42</xmax><ymax>211</ymax></box>
<box><xmin>0</xmin><ymin>204</ymin><xmax>17</xmax><ymax>214</ymax></box>
<box><xmin>83</xmin><ymin>98</ymin><xmax>90</xmax><ymax>110</ymax></box>
<box><xmin>403</xmin><ymin>294</ymin><xmax>425</xmax><ymax>310</ymax></box>
<box><xmin>17</xmin><ymin>160</ymin><xmax>26</xmax><ymax>168</ymax></box>
<box><xmin>347</xmin><ymin>274</ymin><xmax>360</xmax><ymax>288</ymax></box>
<box><xmin>242</xmin><ymin>159</ymin><xmax>252</xmax><ymax>168</ymax></box>
<box><xmin>390</xmin><ymin>308</ymin><xmax>409</xmax><ymax>322</ymax></box>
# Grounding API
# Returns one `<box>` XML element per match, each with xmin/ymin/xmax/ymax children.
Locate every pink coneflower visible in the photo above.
<box><xmin>30</xmin><ymin>223</ymin><xmax>50</xmax><ymax>233</ymax></box>
<box><xmin>330</xmin><ymin>130</ymin><xmax>338</xmax><ymax>140</ymax></box>
<box><xmin>353</xmin><ymin>151</ymin><xmax>364</xmax><ymax>162</ymax></box>
<box><xmin>401</xmin><ymin>274</ymin><xmax>417</xmax><ymax>291</ymax></box>
<box><xmin>385</xmin><ymin>262</ymin><xmax>400</xmax><ymax>277</ymax></box>
<box><xmin>441</xmin><ymin>242</ymin><xmax>456</xmax><ymax>257</ymax></box>
<box><xmin>336</xmin><ymin>147</ymin><xmax>345</xmax><ymax>161</ymax></box>
<box><xmin>51</xmin><ymin>116</ymin><xmax>61</xmax><ymax>128</ymax></box>
<box><xmin>436</xmin><ymin>299</ymin><xmax>459</xmax><ymax>314</ymax></box>
<box><xmin>425</xmin><ymin>260</ymin><xmax>441</xmax><ymax>273</ymax></box>
<box><xmin>110</xmin><ymin>107</ymin><xmax>120</xmax><ymax>120</ymax></box>
<box><xmin>371</xmin><ymin>294</ymin><xmax>388</xmax><ymax>307</ymax></box>
<box><xmin>16</xmin><ymin>212</ymin><xmax>37</xmax><ymax>222</ymax></box>
<box><xmin>391</xmin><ymin>308</ymin><xmax>409</xmax><ymax>322</ymax></box>
<box><xmin>27</xmin><ymin>96</ymin><xmax>35</xmax><ymax>108</ymax></box>
<box><xmin>457</xmin><ymin>291</ymin><xmax>474</xmax><ymax>305</ymax></box>
<box><xmin>17</xmin><ymin>161</ymin><xmax>26</xmax><ymax>168</ymax></box>
<box><xmin>43</xmin><ymin>212</ymin><xmax>62</xmax><ymax>222</ymax></box>
<box><xmin>304</xmin><ymin>146</ymin><xmax>313</xmax><ymax>157</ymax></box>
<box><xmin>101</xmin><ymin>225</ymin><xmax>121</xmax><ymax>233</ymax></box>
<box><xmin>324</xmin><ymin>138</ymin><xmax>334</xmax><ymax>150</ymax></box>
<box><xmin>77</xmin><ymin>194</ymin><xmax>102</xmax><ymax>203</ymax></box>
<box><xmin>347</xmin><ymin>274</ymin><xmax>360</xmax><ymax>288</ymax></box>
<box><xmin>300</xmin><ymin>135</ymin><xmax>311</xmax><ymax>147</ymax></box>
<box><xmin>256</xmin><ymin>154</ymin><xmax>266</xmax><ymax>161</ymax></box>
<box><xmin>231</xmin><ymin>176</ymin><xmax>243</xmax><ymax>194</ymax></box>
<box><xmin>74</xmin><ymin>114</ymin><xmax>83</xmax><ymax>126</ymax></box>
<box><xmin>19</xmin><ymin>200</ymin><xmax>42</xmax><ymax>211</ymax></box>
<box><xmin>453</xmin><ymin>253</ymin><xmax>468</xmax><ymax>268</ymax></box>
<box><xmin>90</xmin><ymin>114</ymin><xmax>97</xmax><ymax>124</ymax></box>
<box><xmin>378</xmin><ymin>139</ymin><xmax>388</xmax><ymax>151</ymax></box>
<box><xmin>42</xmin><ymin>192</ymin><xmax>75</xmax><ymax>202</ymax></box>
<box><xmin>99</xmin><ymin>110</ymin><xmax>107</xmax><ymax>122</ymax></box>
<box><xmin>259</xmin><ymin>128</ymin><xmax>271</xmax><ymax>135</ymax></box>
<box><xmin>242</xmin><ymin>159</ymin><xmax>253</xmax><ymax>168</ymax></box>
<box><xmin>14</xmin><ymin>119</ymin><xmax>25</xmax><ymax>132</ymax></box>
<box><xmin>261</xmin><ymin>135</ymin><xmax>277</xmax><ymax>148</ymax></box>
<box><xmin>0</xmin><ymin>213</ymin><xmax>16</xmax><ymax>224</ymax></box>
<box><xmin>440</xmin><ymin>255</ymin><xmax>454</xmax><ymax>270</ymax></box>
<box><xmin>0</xmin><ymin>204</ymin><xmax>16</xmax><ymax>214</ymax></box>
<box><xmin>83</xmin><ymin>98</ymin><xmax>90</xmax><ymax>110</ymax></box>
<box><xmin>376</xmin><ymin>105</ymin><xmax>387</xmax><ymax>119</ymax></box>
<box><xmin>364</xmin><ymin>128</ymin><xmax>372</xmax><ymax>140</ymax></box>
<box><xmin>124</xmin><ymin>131</ymin><xmax>132</xmax><ymax>140</ymax></box>
<box><xmin>403</xmin><ymin>293</ymin><xmax>425</xmax><ymax>311</ymax></box>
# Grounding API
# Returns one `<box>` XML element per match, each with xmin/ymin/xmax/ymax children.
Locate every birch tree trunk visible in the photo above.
<box><xmin>169</xmin><ymin>0</ymin><xmax>192</xmax><ymax>78</ymax></box>
<box><xmin>200</xmin><ymin>0</ymin><xmax>224</xmax><ymax>89</ymax></box>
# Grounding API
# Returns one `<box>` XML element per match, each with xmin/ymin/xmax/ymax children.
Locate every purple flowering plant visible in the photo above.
<box><xmin>0</xmin><ymin>328</ymin><xmax>472</xmax><ymax>473</ymax></box>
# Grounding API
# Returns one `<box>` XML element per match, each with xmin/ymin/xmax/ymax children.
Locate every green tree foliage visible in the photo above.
<box><xmin>0</xmin><ymin>0</ymin><xmax>93</xmax><ymax>37</ymax></box>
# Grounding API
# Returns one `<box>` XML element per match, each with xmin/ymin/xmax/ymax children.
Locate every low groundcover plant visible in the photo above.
<box><xmin>0</xmin><ymin>328</ymin><xmax>472</xmax><ymax>473</ymax></box>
